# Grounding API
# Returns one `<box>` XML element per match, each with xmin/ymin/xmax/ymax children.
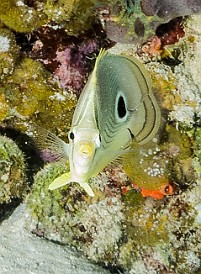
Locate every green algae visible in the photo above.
<box><xmin>190</xmin><ymin>126</ymin><xmax>201</xmax><ymax>177</ymax></box>
<box><xmin>43</xmin><ymin>0</ymin><xmax>96</xmax><ymax>35</ymax></box>
<box><xmin>0</xmin><ymin>0</ymin><xmax>47</xmax><ymax>33</ymax></box>
<box><xmin>0</xmin><ymin>135</ymin><xmax>27</xmax><ymax>204</ymax></box>
<box><xmin>27</xmin><ymin>161</ymin><xmax>123</xmax><ymax>264</ymax></box>
<box><xmin>0</xmin><ymin>0</ymin><xmax>100</xmax><ymax>35</ymax></box>
<box><xmin>151</xmin><ymin>69</ymin><xmax>181</xmax><ymax>111</ymax></box>
<box><xmin>1</xmin><ymin>57</ymin><xmax>76</xmax><ymax>132</ymax></box>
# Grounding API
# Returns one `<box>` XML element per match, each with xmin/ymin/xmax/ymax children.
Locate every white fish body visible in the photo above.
<box><xmin>36</xmin><ymin>49</ymin><xmax>161</xmax><ymax>196</ymax></box>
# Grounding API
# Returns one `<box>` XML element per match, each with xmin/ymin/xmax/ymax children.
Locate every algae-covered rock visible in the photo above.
<box><xmin>0</xmin><ymin>28</ymin><xmax>19</xmax><ymax>80</ymax></box>
<box><xmin>0</xmin><ymin>0</ymin><xmax>100</xmax><ymax>35</ymax></box>
<box><xmin>0</xmin><ymin>0</ymin><xmax>47</xmax><ymax>33</ymax></box>
<box><xmin>118</xmin><ymin>189</ymin><xmax>201</xmax><ymax>273</ymax></box>
<box><xmin>43</xmin><ymin>0</ymin><xmax>97</xmax><ymax>35</ymax></box>
<box><xmin>103</xmin><ymin>0</ymin><xmax>201</xmax><ymax>44</ymax></box>
<box><xmin>26</xmin><ymin>158</ymin><xmax>201</xmax><ymax>273</ymax></box>
<box><xmin>0</xmin><ymin>135</ymin><xmax>27</xmax><ymax>204</ymax></box>
<box><xmin>0</xmin><ymin>93</ymin><xmax>9</xmax><ymax>122</ymax></box>
<box><xmin>27</xmin><ymin>161</ymin><xmax>124</xmax><ymax>264</ymax></box>
<box><xmin>1</xmin><ymin>57</ymin><xmax>76</xmax><ymax>132</ymax></box>
<box><xmin>194</xmin><ymin>127</ymin><xmax>201</xmax><ymax>175</ymax></box>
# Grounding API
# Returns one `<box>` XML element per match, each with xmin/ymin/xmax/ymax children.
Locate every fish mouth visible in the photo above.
<box><xmin>71</xmin><ymin>140</ymin><xmax>96</xmax><ymax>177</ymax></box>
<box><xmin>78</xmin><ymin>141</ymin><xmax>95</xmax><ymax>158</ymax></box>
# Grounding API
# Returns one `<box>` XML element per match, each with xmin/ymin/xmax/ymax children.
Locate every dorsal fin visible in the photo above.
<box><xmin>94</xmin><ymin>48</ymin><xmax>107</xmax><ymax>73</ymax></box>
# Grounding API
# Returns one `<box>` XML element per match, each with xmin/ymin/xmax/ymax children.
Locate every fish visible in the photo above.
<box><xmin>33</xmin><ymin>49</ymin><xmax>161</xmax><ymax>197</ymax></box>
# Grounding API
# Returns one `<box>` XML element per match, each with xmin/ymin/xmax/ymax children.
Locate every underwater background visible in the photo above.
<box><xmin>0</xmin><ymin>0</ymin><xmax>201</xmax><ymax>273</ymax></box>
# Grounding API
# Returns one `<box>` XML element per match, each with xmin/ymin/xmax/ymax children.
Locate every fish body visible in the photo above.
<box><xmin>38</xmin><ymin>50</ymin><xmax>161</xmax><ymax>196</ymax></box>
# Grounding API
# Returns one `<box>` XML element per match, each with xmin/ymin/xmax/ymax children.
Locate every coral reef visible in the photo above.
<box><xmin>122</xmin><ymin>124</ymin><xmax>193</xmax><ymax>194</ymax></box>
<box><xmin>0</xmin><ymin>0</ymin><xmax>200</xmax><ymax>273</ymax></box>
<box><xmin>30</xmin><ymin>25</ymin><xmax>110</xmax><ymax>94</ymax></box>
<box><xmin>99</xmin><ymin>0</ymin><xmax>201</xmax><ymax>44</ymax></box>
<box><xmin>26</xmin><ymin>13</ymin><xmax>201</xmax><ymax>274</ymax></box>
<box><xmin>27</xmin><ymin>155</ymin><xmax>201</xmax><ymax>273</ymax></box>
<box><xmin>0</xmin><ymin>0</ymin><xmax>102</xmax><ymax>35</ymax></box>
<box><xmin>0</xmin><ymin>135</ymin><xmax>27</xmax><ymax>204</ymax></box>
<box><xmin>27</xmin><ymin>161</ymin><xmax>124</xmax><ymax>264</ymax></box>
<box><xmin>1</xmin><ymin>56</ymin><xmax>77</xmax><ymax>135</ymax></box>
<box><xmin>42</xmin><ymin>0</ymin><xmax>97</xmax><ymax>35</ymax></box>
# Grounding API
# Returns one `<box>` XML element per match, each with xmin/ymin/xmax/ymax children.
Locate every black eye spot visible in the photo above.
<box><xmin>69</xmin><ymin>132</ymin><xmax>74</xmax><ymax>140</ymax></box>
<box><xmin>117</xmin><ymin>95</ymin><xmax>127</xmax><ymax>118</ymax></box>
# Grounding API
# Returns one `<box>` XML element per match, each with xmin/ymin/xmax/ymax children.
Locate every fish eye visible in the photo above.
<box><xmin>68</xmin><ymin>131</ymin><xmax>75</xmax><ymax>141</ymax></box>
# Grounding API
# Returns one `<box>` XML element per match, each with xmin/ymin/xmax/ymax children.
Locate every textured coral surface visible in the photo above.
<box><xmin>0</xmin><ymin>135</ymin><xmax>27</xmax><ymax>204</ymax></box>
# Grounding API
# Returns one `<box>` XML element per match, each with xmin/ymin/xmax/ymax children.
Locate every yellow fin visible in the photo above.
<box><xmin>48</xmin><ymin>172</ymin><xmax>71</xmax><ymax>190</ymax></box>
<box><xmin>79</xmin><ymin>182</ymin><xmax>95</xmax><ymax>197</ymax></box>
<box><xmin>94</xmin><ymin>48</ymin><xmax>107</xmax><ymax>74</ymax></box>
<box><xmin>49</xmin><ymin>173</ymin><xmax>95</xmax><ymax>197</ymax></box>
<box><xmin>89</xmin><ymin>48</ymin><xmax>107</xmax><ymax>86</ymax></box>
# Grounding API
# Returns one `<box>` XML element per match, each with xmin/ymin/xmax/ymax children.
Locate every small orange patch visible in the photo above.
<box><xmin>121</xmin><ymin>183</ymin><xmax>174</xmax><ymax>200</ymax></box>
<box><xmin>137</xmin><ymin>183</ymin><xmax>174</xmax><ymax>200</ymax></box>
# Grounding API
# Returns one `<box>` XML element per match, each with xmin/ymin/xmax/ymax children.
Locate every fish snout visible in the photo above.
<box><xmin>78</xmin><ymin>141</ymin><xmax>95</xmax><ymax>159</ymax></box>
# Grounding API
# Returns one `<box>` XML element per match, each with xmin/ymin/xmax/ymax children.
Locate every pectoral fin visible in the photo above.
<box><xmin>79</xmin><ymin>182</ymin><xmax>95</xmax><ymax>197</ymax></box>
<box><xmin>49</xmin><ymin>172</ymin><xmax>71</xmax><ymax>190</ymax></box>
<box><xmin>49</xmin><ymin>173</ymin><xmax>95</xmax><ymax>197</ymax></box>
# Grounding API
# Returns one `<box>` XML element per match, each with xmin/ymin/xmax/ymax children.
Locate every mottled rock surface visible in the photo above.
<box><xmin>0</xmin><ymin>204</ymin><xmax>109</xmax><ymax>274</ymax></box>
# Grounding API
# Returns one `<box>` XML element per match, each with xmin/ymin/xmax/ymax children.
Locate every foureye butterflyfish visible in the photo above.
<box><xmin>33</xmin><ymin>49</ymin><xmax>161</xmax><ymax>197</ymax></box>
